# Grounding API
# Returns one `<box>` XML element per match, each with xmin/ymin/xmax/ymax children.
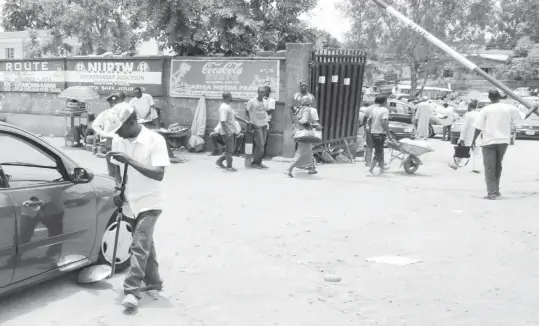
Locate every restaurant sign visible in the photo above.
<box><xmin>169</xmin><ymin>59</ymin><xmax>280</xmax><ymax>100</ymax></box>
<box><xmin>66</xmin><ymin>59</ymin><xmax>163</xmax><ymax>96</ymax></box>
<box><xmin>0</xmin><ymin>60</ymin><xmax>66</xmax><ymax>93</ymax></box>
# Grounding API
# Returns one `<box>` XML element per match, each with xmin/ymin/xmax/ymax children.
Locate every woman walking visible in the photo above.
<box><xmin>286</xmin><ymin>96</ymin><xmax>320</xmax><ymax>177</ymax></box>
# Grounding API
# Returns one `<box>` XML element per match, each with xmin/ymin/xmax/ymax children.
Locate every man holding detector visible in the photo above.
<box><xmin>96</xmin><ymin>104</ymin><xmax>170</xmax><ymax>310</ymax></box>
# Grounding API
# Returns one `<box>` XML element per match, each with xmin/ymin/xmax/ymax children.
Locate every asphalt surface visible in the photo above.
<box><xmin>1</xmin><ymin>136</ymin><xmax>538</xmax><ymax>326</ymax></box>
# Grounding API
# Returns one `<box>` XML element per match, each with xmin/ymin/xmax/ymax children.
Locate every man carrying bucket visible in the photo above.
<box><xmin>97</xmin><ymin>104</ymin><xmax>170</xmax><ymax>310</ymax></box>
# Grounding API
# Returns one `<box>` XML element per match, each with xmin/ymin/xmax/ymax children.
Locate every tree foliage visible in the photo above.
<box><xmin>3</xmin><ymin>0</ymin><xmax>326</xmax><ymax>57</ymax></box>
<box><xmin>131</xmin><ymin>0</ymin><xmax>319</xmax><ymax>55</ymax></box>
<box><xmin>3</xmin><ymin>0</ymin><xmax>142</xmax><ymax>56</ymax></box>
<box><xmin>339</xmin><ymin>0</ymin><xmax>492</xmax><ymax>92</ymax></box>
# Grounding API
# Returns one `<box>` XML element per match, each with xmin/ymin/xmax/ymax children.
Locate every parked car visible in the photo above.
<box><xmin>515</xmin><ymin>97</ymin><xmax>539</xmax><ymax>140</ymax></box>
<box><xmin>514</xmin><ymin>87</ymin><xmax>532</xmax><ymax>97</ymax></box>
<box><xmin>0</xmin><ymin>122</ymin><xmax>134</xmax><ymax>297</ymax></box>
<box><xmin>387</xmin><ymin>99</ymin><xmax>439</xmax><ymax>138</ymax></box>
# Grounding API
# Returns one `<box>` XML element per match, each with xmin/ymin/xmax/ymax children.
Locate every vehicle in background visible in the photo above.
<box><xmin>395</xmin><ymin>85</ymin><xmax>453</xmax><ymax>100</ymax></box>
<box><xmin>514</xmin><ymin>87</ymin><xmax>532</xmax><ymax>97</ymax></box>
<box><xmin>386</xmin><ymin>99</ymin><xmax>442</xmax><ymax>138</ymax></box>
<box><xmin>0</xmin><ymin>122</ymin><xmax>134</xmax><ymax>297</ymax></box>
<box><xmin>515</xmin><ymin>97</ymin><xmax>539</xmax><ymax>140</ymax></box>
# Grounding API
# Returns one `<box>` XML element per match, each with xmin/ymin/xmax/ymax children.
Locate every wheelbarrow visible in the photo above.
<box><xmin>386</xmin><ymin>138</ymin><xmax>434</xmax><ymax>174</ymax></box>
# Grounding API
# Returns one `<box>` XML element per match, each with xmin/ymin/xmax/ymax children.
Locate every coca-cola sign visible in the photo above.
<box><xmin>202</xmin><ymin>62</ymin><xmax>244</xmax><ymax>76</ymax></box>
<box><xmin>170</xmin><ymin>59</ymin><xmax>280</xmax><ymax>100</ymax></box>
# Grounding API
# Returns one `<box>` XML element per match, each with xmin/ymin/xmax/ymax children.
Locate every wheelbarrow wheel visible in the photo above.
<box><xmin>403</xmin><ymin>155</ymin><xmax>420</xmax><ymax>174</ymax></box>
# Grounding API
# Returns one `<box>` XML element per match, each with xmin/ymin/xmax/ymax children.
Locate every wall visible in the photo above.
<box><xmin>0</xmin><ymin>54</ymin><xmax>290</xmax><ymax>157</ymax></box>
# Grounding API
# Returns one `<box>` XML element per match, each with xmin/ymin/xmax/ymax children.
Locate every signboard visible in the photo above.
<box><xmin>169</xmin><ymin>59</ymin><xmax>280</xmax><ymax>100</ymax></box>
<box><xmin>66</xmin><ymin>59</ymin><xmax>163</xmax><ymax>96</ymax></box>
<box><xmin>0</xmin><ymin>60</ymin><xmax>65</xmax><ymax>93</ymax></box>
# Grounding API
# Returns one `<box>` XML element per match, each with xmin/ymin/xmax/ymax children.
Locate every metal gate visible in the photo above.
<box><xmin>309</xmin><ymin>49</ymin><xmax>367</xmax><ymax>142</ymax></box>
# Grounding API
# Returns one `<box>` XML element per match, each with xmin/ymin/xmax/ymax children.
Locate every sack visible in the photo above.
<box><xmin>293</xmin><ymin>129</ymin><xmax>322</xmax><ymax>143</ymax></box>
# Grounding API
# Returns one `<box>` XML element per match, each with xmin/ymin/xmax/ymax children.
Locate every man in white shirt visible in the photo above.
<box><xmin>457</xmin><ymin>100</ymin><xmax>481</xmax><ymax>173</ymax></box>
<box><xmin>441</xmin><ymin>102</ymin><xmax>454</xmax><ymax>141</ymax></box>
<box><xmin>367</xmin><ymin>95</ymin><xmax>395</xmax><ymax>175</ymax></box>
<box><xmin>263</xmin><ymin>86</ymin><xmax>276</xmax><ymax>157</ymax></box>
<box><xmin>96</xmin><ymin>104</ymin><xmax>170</xmax><ymax>309</ymax></box>
<box><xmin>130</xmin><ymin>87</ymin><xmax>158</xmax><ymax>127</ymax></box>
<box><xmin>472</xmin><ymin>90</ymin><xmax>521</xmax><ymax>200</ymax></box>
<box><xmin>215</xmin><ymin>92</ymin><xmax>238</xmax><ymax>172</ymax></box>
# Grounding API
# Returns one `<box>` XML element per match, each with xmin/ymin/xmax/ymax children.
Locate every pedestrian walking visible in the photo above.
<box><xmin>360</xmin><ymin>103</ymin><xmax>374</xmax><ymax>166</ymax></box>
<box><xmin>448</xmin><ymin>100</ymin><xmax>481</xmax><ymax>173</ymax></box>
<box><xmin>367</xmin><ymin>95</ymin><xmax>394</xmax><ymax>176</ymax></box>
<box><xmin>441</xmin><ymin>102</ymin><xmax>454</xmax><ymax>141</ymax></box>
<box><xmin>293</xmin><ymin>81</ymin><xmax>316</xmax><ymax>108</ymax></box>
<box><xmin>100</xmin><ymin>104</ymin><xmax>170</xmax><ymax>309</ymax></box>
<box><xmin>285</xmin><ymin>96</ymin><xmax>320</xmax><ymax>177</ymax></box>
<box><xmin>246</xmin><ymin>87</ymin><xmax>269</xmax><ymax>169</ymax></box>
<box><xmin>130</xmin><ymin>87</ymin><xmax>158</xmax><ymax>127</ymax></box>
<box><xmin>215</xmin><ymin>92</ymin><xmax>238</xmax><ymax>172</ymax></box>
<box><xmin>263</xmin><ymin>85</ymin><xmax>276</xmax><ymax>157</ymax></box>
<box><xmin>471</xmin><ymin>90</ymin><xmax>521</xmax><ymax>200</ymax></box>
<box><xmin>210</xmin><ymin>120</ymin><xmax>242</xmax><ymax>156</ymax></box>
<box><xmin>414</xmin><ymin>96</ymin><xmax>432</xmax><ymax>139</ymax></box>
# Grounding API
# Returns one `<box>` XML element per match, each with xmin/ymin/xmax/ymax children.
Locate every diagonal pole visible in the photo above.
<box><xmin>370</xmin><ymin>0</ymin><xmax>539</xmax><ymax>118</ymax></box>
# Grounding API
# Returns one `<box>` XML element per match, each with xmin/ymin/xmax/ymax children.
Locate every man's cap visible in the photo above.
<box><xmin>92</xmin><ymin>103</ymin><xmax>135</xmax><ymax>138</ymax></box>
<box><xmin>106</xmin><ymin>92</ymin><xmax>120</xmax><ymax>102</ymax></box>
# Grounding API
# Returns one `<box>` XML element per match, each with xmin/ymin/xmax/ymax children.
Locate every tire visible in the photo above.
<box><xmin>98</xmin><ymin>212</ymin><xmax>134</xmax><ymax>272</ymax></box>
<box><xmin>428</xmin><ymin>125</ymin><xmax>435</xmax><ymax>138</ymax></box>
<box><xmin>403</xmin><ymin>155</ymin><xmax>420</xmax><ymax>174</ymax></box>
<box><xmin>450</xmin><ymin>134</ymin><xmax>458</xmax><ymax>145</ymax></box>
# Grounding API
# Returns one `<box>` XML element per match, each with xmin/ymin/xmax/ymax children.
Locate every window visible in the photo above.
<box><xmin>443</xmin><ymin>69</ymin><xmax>454</xmax><ymax>78</ymax></box>
<box><xmin>0</xmin><ymin>134</ymin><xmax>64</xmax><ymax>187</ymax></box>
<box><xmin>5</xmin><ymin>48</ymin><xmax>14</xmax><ymax>59</ymax></box>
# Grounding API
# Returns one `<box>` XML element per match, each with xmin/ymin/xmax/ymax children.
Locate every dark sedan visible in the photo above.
<box><xmin>0</xmin><ymin>122</ymin><xmax>133</xmax><ymax>297</ymax></box>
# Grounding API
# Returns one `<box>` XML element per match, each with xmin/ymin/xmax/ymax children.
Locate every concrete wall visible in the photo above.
<box><xmin>0</xmin><ymin>51</ymin><xmax>300</xmax><ymax>157</ymax></box>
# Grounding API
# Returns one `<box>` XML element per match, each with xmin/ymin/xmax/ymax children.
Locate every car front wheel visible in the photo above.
<box><xmin>428</xmin><ymin>125</ymin><xmax>435</xmax><ymax>138</ymax></box>
<box><xmin>98</xmin><ymin>213</ymin><xmax>134</xmax><ymax>272</ymax></box>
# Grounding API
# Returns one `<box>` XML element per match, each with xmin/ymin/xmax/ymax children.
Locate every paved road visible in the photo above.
<box><xmin>1</xmin><ymin>137</ymin><xmax>538</xmax><ymax>326</ymax></box>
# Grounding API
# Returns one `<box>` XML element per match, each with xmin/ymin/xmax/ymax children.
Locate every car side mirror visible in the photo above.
<box><xmin>73</xmin><ymin>167</ymin><xmax>94</xmax><ymax>184</ymax></box>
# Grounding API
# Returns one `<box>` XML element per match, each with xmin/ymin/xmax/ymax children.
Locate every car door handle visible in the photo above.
<box><xmin>23</xmin><ymin>200</ymin><xmax>44</xmax><ymax>207</ymax></box>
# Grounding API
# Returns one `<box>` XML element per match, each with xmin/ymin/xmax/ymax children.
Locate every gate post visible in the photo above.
<box><xmin>283</xmin><ymin>43</ymin><xmax>314</xmax><ymax>158</ymax></box>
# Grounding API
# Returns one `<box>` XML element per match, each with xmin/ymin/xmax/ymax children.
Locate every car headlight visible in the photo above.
<box><xmin>404</xmin><ymin>128</ymin><xmax>413</xmax><ymax>133</ymax></box>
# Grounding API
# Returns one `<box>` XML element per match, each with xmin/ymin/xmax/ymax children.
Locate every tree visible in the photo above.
<box><xmin>131</xmin><ymin>0</ymin><xmax>319</xmax><ymax>56</ymax></box>
<box><xmin>339</xmin><ymin>0</ymin><xmax>492</xmax><ymax>95</ymax></box>
<box><xmin>3</xmin><ymin>0</ymin><xmax>141</xmax><ymax>55</ymax></box>
<box><xmin>24</xmin><ymin>29</ymin><xmax>73</xmax><ymax>58</ymax></box>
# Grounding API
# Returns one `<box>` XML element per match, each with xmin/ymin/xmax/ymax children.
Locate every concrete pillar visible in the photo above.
<box><xmin>283</xmin><ymin>43</ymin><xmax>313</xmax><ymax>158</ymax></box>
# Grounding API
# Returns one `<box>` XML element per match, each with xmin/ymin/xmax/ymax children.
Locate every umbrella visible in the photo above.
<box><xmin>58</xmin><ymin>86</ymin><xmax>100</xmax><ymax>101</ymax></box>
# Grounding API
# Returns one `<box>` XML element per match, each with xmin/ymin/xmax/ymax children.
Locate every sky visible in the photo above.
<box><xmin>305</xmin><ymin>0</ymin><xmax>351</xmax><ymax>41</ymax></box>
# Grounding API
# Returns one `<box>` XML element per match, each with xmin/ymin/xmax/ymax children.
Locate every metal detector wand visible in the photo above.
<box><xmin>370</xmin><ymin>0</ymin><xmax>538</xmax><ymax>118</ymax></box>
<box><xmin>109</xmin><ymin>163</ymin><xmax>129</xmax><ymax>278</ymax></box>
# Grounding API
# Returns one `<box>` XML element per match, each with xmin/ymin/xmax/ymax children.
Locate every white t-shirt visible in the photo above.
<box><xmin>111</xmin><ymin>127</ymin><xmax>170</xmax><ymax>216</ymax></box>
<box><xmin>264</xmin><ymin>97</ymin><xmax>276</xmax><ymax>122</ymax></box>
<box><xmin>130</xmin><ymin>94</ymin><xmax>157</xmax><ymax>121</ymax></box>
<box><xmin>474</xmin><ymin>102</ymin><xmax>521</xmax><ymax>146</ymax></box>
<box><xmin>369</xmin><ymin>105</ymin><xmax>389</xmax><ymax>134</ymax></box>
<box><xmin>442</xmin><ymin>107</ymin><xmax>454</xmax><ymax>126</ymax></box>
<box><xmin>218</xmin><ymin>103</ymin><xmax>237</xmax><ymax>135</ymax></box>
